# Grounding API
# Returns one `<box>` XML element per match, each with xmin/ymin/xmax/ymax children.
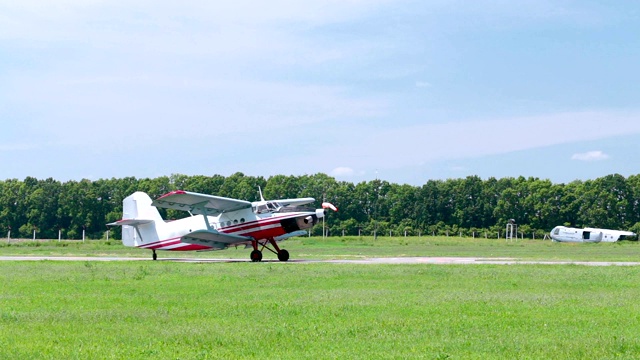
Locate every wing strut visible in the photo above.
<box><xmin>192</xmin><ymin>201</ymin><xmax>214</xmax><ymax>231</ymax></box>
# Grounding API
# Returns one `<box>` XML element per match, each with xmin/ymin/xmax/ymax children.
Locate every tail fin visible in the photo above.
<box><xmin>115</xmin><ymin>192</ymin><xmax>165</xmax><ymax>247</ymax></box>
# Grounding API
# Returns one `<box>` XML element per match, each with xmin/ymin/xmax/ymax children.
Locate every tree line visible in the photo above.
<box><xmin>1</xmin><ymin>172</ymin><xmax>640</xmax><ymax>240</ymax></box>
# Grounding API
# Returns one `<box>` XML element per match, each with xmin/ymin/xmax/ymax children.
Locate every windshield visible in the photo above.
<box><xmin>253</xmin><ymin>202</ymin><xmax>282</xmax><ymax>214</ymax></box>
<box><xmin>268</xmin><ymin>202</ymin><xmax>282</xmax><ymax>210</ymax></box>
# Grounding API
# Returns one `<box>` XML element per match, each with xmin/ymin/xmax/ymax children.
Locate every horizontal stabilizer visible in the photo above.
<box><xmin>181</xmin><ymin>229</ymin><xmax>251</xmax><ymax>250</ymax></box>
<box><xmin>107</xmin><ymin>219</ymin><xmax>154</xmax><ymax>227</ymax></box>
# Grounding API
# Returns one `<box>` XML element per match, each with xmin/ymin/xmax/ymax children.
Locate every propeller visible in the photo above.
<box><xmin>322</xmin><ymin>202</ymin><xmax>338</xmax><ymax>212</ymax></box>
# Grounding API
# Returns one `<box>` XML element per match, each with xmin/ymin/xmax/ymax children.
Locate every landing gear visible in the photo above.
<box><xmin>249</xmin><ymin>238</ymin><xmax>290</xmax><ymax>262</ymax></box>
<box><xmin>277</xmin><ymin>249</ymin><xmax>290</xmax><ymax>262</ymax></box>
<box><xmin>268</xmin><ymin>238</ymin><xmax>289</xmax><ymax>262</ymax></box>
<box><xmin>152</xmin><ymin>250</ymin><xmax>157</xmax><ymax>261</ymax></box>
<box><xmin>250</xmin><ymin>249</ymin><xmax>263</xmax><ymax>262</ymax></box>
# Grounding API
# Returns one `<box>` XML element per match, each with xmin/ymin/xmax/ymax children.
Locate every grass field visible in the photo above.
<box><xmin>2</xmin><ymin>235</ymin><xmax>640</xmax><ymax>262</ymax></box>
<box><xmin>2</xmin><ymin>237</ymin><xmax>640</xmax><ymax>359</ymax></box>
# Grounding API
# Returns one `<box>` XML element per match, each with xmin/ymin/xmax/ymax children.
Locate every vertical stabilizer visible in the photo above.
<box><xmin>120</xmin><ymin>192</ymin><xmax>165</xmax><ymax>247</ymax></box>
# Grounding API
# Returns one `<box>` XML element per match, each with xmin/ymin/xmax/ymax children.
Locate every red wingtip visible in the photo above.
<box><xmin>157</xmin><ymin>190</ymin><xmax>187</xmax><ymax>200</ymax></box>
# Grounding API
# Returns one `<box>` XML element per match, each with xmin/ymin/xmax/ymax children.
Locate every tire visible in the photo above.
<box><xmin>277</xmin><ymin>249</ymin><xmax>290</xmax><ymax>262</ymax></box>
<box><xmin>250</xmin><ymin>250</ymin><xmax>262</xmax><ymax>262</ymax></box>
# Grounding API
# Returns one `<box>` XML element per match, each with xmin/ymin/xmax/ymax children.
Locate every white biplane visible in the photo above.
<box><xmin>108</xmin><ymin>190</ymin><xmax>337</xmax><ymax>261</ymax></box>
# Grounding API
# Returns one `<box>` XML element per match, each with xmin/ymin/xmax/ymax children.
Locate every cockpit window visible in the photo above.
<box><xmin>254</xmin><ymin>202</ymin><xmax>283</xmax><ymax>214</ymax></box>
<box><xmin>267</xmin><ymin>202</ymin><xmax>280</xmax><ymax>210</ymax></box>
<box><xmin>254</xmin><ymin>204</ymin><xmax>269</xmax><ymax>214</ymax></box>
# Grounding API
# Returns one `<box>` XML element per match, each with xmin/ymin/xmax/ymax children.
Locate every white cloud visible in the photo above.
<box><xmin>9</xmin><ymin>76</ymin><xmax>385</xmax><ymax>151</ymax></box>
<box><xmin>0</xmin><ymin>1</ymin><xmax>394</xmax><ymax>43</ymax></box>
<box><xmin>0</xmin><ymin>143</ymin><xmax>36</xmax><ymax>152</ymax></box>
<box><xmin>0</xmin><ymin>1</ymin><xmax>636</xmax><ymax>184</ymax></box>
<box><xmin>0</xmin><ymin>0</ymin><xmax>393</xmax><ymax>152</ymax></box>
<box><xmin>330</xmin><ymin>167</ymin><xmax>356</xmax><ymax>177</ymax></box>
<box><xmin>571</xmin><ymin>150</ymin><xmax>610</xmax><ymax>162</ymax></box>
<box><xmin>449</xmin><ymin>165</ymin><xmax>467</xmax><ymax>172</ymax></box>
<box><xmin>292</xmin><ymin>109</ymin><xmax>640</xmax><ymax>172</ymax></box>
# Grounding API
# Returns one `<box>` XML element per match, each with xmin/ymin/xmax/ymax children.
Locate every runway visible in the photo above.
<box><xmin>1</xmin><ymin>255</ymin><xmax>640</xmax><ymax>266</ymax></box>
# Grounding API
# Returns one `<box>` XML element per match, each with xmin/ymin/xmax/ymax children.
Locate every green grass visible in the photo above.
<box><xmin>2</xmin><ymin>236</ymin><xmax>640</xmax><ymax>262</ymax></box>
<box><xmin>2</xmin><ymin>237</ymin><xmax>640</xmax><ymax>358</ymax></box>
<box><xmin>1</xmin><ymin>261</ymin><xmax>640</xmax><ymax>359</ymax></box>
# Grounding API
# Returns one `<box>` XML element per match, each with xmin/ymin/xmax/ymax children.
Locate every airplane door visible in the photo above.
<box><xmin>583</xmin><ymin>231</ymin><xmax>603</xmax><ymax>242</ymax></box>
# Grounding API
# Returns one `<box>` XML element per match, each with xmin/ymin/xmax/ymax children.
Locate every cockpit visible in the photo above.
<box><xmin>253</xmin><ymin>201</ymin><xmax>283</xmax><ymax>214</ymax></box>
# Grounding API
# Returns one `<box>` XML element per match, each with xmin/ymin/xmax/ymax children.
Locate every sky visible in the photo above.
<box><xmin>1</xmin><ymin>0</ymin><xmax>639</xmax><ymax>186</ymax></box>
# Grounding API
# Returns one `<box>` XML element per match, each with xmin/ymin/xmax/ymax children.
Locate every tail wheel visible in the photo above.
<box><xmin>277</xmin><ymin>249</ymin><xmax>290</xmax><ymax>262</ymax></box>
<box><xmin>250</xmin><ymin>250</ymin><xmax>263</xmax><ymax>262</ymax></box>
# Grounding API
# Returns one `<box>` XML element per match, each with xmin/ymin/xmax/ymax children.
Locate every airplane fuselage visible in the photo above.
<box><xmin>550</xmin><ymin>226</ymin><xmax>636</xmax><ymax>243</ymax></box>
<box><xmin>133</xmin><ymin>209</ymin><xmax>315</xmax><ymax>251</ymax></box>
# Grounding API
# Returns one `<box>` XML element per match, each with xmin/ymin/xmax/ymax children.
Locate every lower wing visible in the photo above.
<box><xmin>182</xmin><ymin>229</ymin><xmax>251</xmax><ymax>250</ymax></box>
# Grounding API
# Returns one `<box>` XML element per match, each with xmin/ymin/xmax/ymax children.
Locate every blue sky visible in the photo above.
<box><xmin>1</xmin><ymin>1</ymin><xmax>639</xmax><ymax>186</ymax></box>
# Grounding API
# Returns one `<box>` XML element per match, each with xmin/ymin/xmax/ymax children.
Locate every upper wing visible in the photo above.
<box><xmin>152</xmin><ymin>190</ymin><xmax>251</xmax><ymax>216</ymax></box>
<box><xmin>275</xmin><ymin>198</ymin><xmax>315</xmax><ymax>207</ymax></box>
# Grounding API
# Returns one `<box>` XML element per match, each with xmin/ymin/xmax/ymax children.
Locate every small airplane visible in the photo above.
<box><xmin>550</xmin><ymin>226</ymin><xmax>636</xmax><ymax>243</ymax></box>
<box><xmin>107</xmin><ymin>189</ymin><xmax>337</xmax><ymax>261</ymax></box>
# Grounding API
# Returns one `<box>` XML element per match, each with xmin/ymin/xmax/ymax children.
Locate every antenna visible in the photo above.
<box><xmin>258</xmin><ymin>186</ymin><xmax>265</xmax><ymax>202</ymax></box>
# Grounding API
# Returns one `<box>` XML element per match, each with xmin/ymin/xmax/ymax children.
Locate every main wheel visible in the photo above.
<box><xmin>277</xmin><ymin>249</ymin><xmax>290</xmax><ymax>262</ymax></box>
<box><xmin>250</xmin><ymin>250</ymin><xmax>263</xmax><ymax>262</ymax></box>
<box><xmin>152</xmin><ymin>250</ymin><xmax>157</xmax><ymax>261</ymax></box>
